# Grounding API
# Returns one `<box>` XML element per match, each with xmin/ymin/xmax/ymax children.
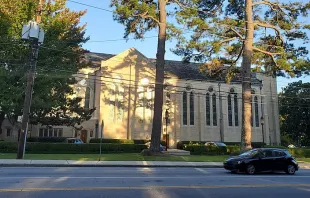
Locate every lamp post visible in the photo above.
<box><xmin>261</xmin><ymin>116</ymin><xmax>265</xmax><ymax>144</ymax></box>
<box><xmin>164</xmin><ymin>109</ymin><xmax>169</xmax><ymax>151</ymax></box>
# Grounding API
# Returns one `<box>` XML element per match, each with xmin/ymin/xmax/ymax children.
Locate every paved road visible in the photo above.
<box><xmin>0</xmin><ymin>167</ymin><xmax>310</xmax><ymax>198</ymax></box>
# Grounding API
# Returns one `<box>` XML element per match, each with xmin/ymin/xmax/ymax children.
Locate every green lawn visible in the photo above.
<box><xmin>0</xmin><ymin>153</ymin><xmax>228</xmax><ymax>162</ymax></box>
<box><xmin>297</xmin><ymin>158</ymin><xmax>310</xmax><ymax>163</ymax></box>
<box><xmin>0</xmin><ymin>153</ymin><xmax>309</xmax><ymax>163</ymax></box>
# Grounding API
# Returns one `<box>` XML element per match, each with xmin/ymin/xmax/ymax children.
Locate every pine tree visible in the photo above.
<box><xmin>111</xmin><ymin>0</ymin><xmax>222</xmax><ymax>152</ymax></box>
<box><xmin>173</xmin><ymin>0</ymin><xmax>310</xmax><ymax>151</ymax></box>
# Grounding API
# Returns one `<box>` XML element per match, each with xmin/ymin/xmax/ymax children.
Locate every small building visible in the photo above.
<box><xmin>0</xmin><ymin>48</ymin><xmax>280</xmax><ymax>147</ymax></box>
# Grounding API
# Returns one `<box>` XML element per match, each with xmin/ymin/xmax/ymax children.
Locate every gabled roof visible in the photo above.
<box><xmin>85</xmin><ymin>52</ymin><xmax>115</xmax><ymax>67</ymax></box>
<box><xmin>85</xmin><ymin>49</ymin><xmax>261</xmax><ymax>85</ymax></box>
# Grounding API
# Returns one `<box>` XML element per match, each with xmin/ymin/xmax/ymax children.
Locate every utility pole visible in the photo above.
<box><xmin>17</xmin><ymin>0</ymin><xmax>45</xmax><ymax>159</ymax></box>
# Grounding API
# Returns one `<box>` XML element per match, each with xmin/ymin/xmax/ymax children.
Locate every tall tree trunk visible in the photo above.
<box><xmin>0</xmin><ymin>112</ymin><xmax>5</xmax><ymax>136</ymax></box>
<box><xmin>241</xmin><ymin>0</ymin><xmax>254</xmax><ymax>152</ymax></box>
<box><xmin>149</xmin><ymin>0</ymin><xmax>167</xmax><ymax>152</ymax></box>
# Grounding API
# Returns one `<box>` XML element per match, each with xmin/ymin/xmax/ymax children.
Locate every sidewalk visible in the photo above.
<box><xmin>0</xmin><ymin>159</ymin><xmax>222</xmax><ymax>168</ymax></box>
<box><xmin>0</xmin><ymin>159</ymin><xmax>310</xmax><ymax>169</ymax></box>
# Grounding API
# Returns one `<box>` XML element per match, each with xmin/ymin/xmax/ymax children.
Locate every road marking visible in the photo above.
<box><xmin>1</xmin><ymin>175</ymin><xmax>310</xmax><ymax>179</ymax></box>
<box><xmin>0</xmin><ymin>184</ymin><xmax>310</xmax><ymax>192</ymax></box>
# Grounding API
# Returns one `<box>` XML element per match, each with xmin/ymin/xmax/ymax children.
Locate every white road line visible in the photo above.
<box><xmin>0</xmin><ymin>176</ymin><xmax>310</xmax><ymax>179</ymax></box>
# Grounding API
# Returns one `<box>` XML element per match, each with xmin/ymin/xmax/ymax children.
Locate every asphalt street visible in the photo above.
<box><xmin>0</xmin><ymin>167</ymin><xmax>310</xmax><ymax>198</ymax></box>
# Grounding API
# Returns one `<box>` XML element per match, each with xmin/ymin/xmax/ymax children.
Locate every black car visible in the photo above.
<box><xmin>223</xmin><ymin>148</ymin><xmax>299</xmax><ymax>175</ymax></box>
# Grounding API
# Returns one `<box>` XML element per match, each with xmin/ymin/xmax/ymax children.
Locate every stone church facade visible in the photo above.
<box><xmin>0</xmin><ymin>48</ymin><xmax>281</xmax><ymax>147</ymax></box>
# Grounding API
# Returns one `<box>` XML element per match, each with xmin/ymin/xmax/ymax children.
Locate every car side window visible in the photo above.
<box><xmin>274</xmin><ymin>151</ymin><xmax>285</xmax><ymax>157</ymax></box>
<box><xmin>262</xmin><ymin>150</ymin><xmax>273</xmax><ymax>157</ymax></box>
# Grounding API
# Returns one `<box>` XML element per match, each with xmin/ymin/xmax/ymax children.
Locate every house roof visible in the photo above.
<box><xmin>85</xmin><ymin>52</ymin><xmax>115</xmax><ymax>67</ymax></box>
<box><xmin>85</xmin><ymin>51</ymin><xmax>262</xmax><ymax>85</ymax></box>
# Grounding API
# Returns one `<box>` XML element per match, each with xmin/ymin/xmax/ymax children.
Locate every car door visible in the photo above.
<box><xmin>273</xmin><ymin>150</ymin><xmax>286</xmax><ymax>171</ymax></box>
<box><xmin>259</xmin><ymin>150</ymin><xmax>274</xmax><ymax>171</ymax></box>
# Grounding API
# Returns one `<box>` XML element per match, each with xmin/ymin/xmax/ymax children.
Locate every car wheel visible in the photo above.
<box><xmin>286</xmin><ymin>164</ymin><xmax>296</xmax><ymax>175</ymax></box>
<box><xmin>246</xmin><ymin>164</ymin><xmax>256</xmax><ymax>175</ymax></box>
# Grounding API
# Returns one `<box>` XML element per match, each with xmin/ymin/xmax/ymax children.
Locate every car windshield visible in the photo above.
<box><xmin>284</xmin><ymin>150</ymin><xmax>291</xmax><ymax>157</ymax></box>
<box><xmin>215</xmin><ymin>142</ymin><xmax>226</xmax><ymax>146</ymax></box>
<box><xmin>239</xmin><ymin>150</ymin><xmax>258</xmax><ymax>157</ymax></box>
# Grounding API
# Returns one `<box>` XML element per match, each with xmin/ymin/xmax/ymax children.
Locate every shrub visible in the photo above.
<box><xmin>177</xmin><ymin>141</ymin><xmax>265</xmax><ymax>150</ymax></box>
<box><xmin>262</xmin><ymin>145</ymin><xmax>287</xmax><ymax>149</ymax></box>
<box><xmin>177</xmin><ymin>141</ymin><xmax>204</xmax><ymax>149</ymax></box>
<box><xmin>89</xmin><ymin>138</ymin><xmax>148</xmax><ymax>144</ymax></box>
<box><xmin>288</xmin><ymin>148</ymin><xmax>310</xmax><ymax>158</ymax></box>
<box><xmin>0</xmin><ymin>142</ymin><xmax>147</xmax><ymax>154</ymax></box>
<box><xmin>227</xmin><ymin>145</ymin><xmax>240</xmax><ymax>155</ymax></box>
<box><xmin>184</xmin><ymin>145</ymin><xmax>227</xmax><ymax>155</ymax></box>
<box><xmin>27</xmin><ymin>137</ymin><xmax>67</xmax><ymax>143</ymax></box>
<box><xmin>224</xmin><ymin>142</ymin><xmax>266</xmax><ymax>148</ymax></box>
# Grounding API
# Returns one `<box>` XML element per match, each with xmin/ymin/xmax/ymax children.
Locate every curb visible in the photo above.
<box><xmin>0</xmin><ymin>164</ymin><xmax>223</xmax><ymax>168</ymax></box>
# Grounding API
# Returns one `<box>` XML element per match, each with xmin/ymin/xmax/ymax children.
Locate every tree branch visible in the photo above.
<box><xmin>219</xmin><ymin>37</ymin><xmax>237</xmax><ymax>45</ymax></box>
<box><xmin>170</xmin><ymin>0</ymin><xmax>191</xmax><ymax>10</ymax></box>
<box><xmin>233</xmin><ymin>42</ymin><xmax>244</xmax><ymax>64</ymax></box>
<box><xmin>253</xmin><ymin>1</ymin><xmax>278</xmax><ymax>10</ymax></box>
<box><xmin>253</xmin><ymin>46</ymin><xmax>282</xmax><ymax>56</ymax></box>
<box><xmin>132</xmin><ymin>11</ymin><xmax>160</xmax><ymax>25</ymax></box>
<box><xmin>229</xmin><ymin>28</ymin><xmax>244</xmax><ymax>40</ymax></box>
<box><xmin>253</xmin><ymin>0</ymin><xmax>294</xmax><ymax>23</ymax></box>
<box><xmin>254</xmin><ymin>21</ymin><xmax>284</xmax><ymax>46</ymax></box>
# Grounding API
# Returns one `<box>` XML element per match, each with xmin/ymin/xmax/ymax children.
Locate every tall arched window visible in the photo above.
<box><xmin>109</xmin><ymin>84</ymin><xmax>116</xmax><ymax>122</ymax></box>
<box><xmin>234</xmin><ymin>94</ymin><xmax>239</xmax><ymax>126</ymax></box>
<box><xmin>84</xmin><ymin>87</ymin><xmax>90</xmax><ymax>109</ymax></box>
<box><xmin>228</xmin><ymin>94</ymin><xmax>232</xmax><ymax>126</ymax></box>
<box><xmin>117</xmin><ymin>86</ymin><xmax>124</xmax><ymax>122</ymax></box>
<box><xmin>251</xmin><ymin>90</ymin><xmax>256</xmax><ymax>127</ymax></box>
<box><xmin>183</xmin><ymin>91</ymin><xmax>187</xmax><ymax>125</ymax></box>
<box><xmin>206</xmin><ymin>93</ymin><xmax>210</xmax><ymax>126</ymax></box>
<box><xmin>254</xmin><ymin>96</ymin><xmax>259</xmax><ymax>127</ymax></box>
<box><xmin>190</xmin><ymin>92</ymin><xmax>194</xmax><ymax>125</ymax></box>
<box><xmin>212</xmin><ymin>93</ymin><xmax>217</xmax><ymax>126</ymax></box>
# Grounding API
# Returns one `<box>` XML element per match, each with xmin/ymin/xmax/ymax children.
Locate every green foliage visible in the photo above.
<box><xmin>183</xmin><ymin>144</ymin><xmax>239</xmax><ymax>155</ymax></box>
<box><xmin>0</xmin><ymin>0</ymin><xmax>93</xmax><ymax>128</ymax></box>
<box><xmin>281</xmin><ymin>134</ymin><xmax>294</xmax><ymax>147</ymax></box>
<box><xmin>27</xmin><ymin>137</ymin><xmax>67</xmax><ymax>143</ymax></box>
<box><xmin>89</xmin><ymin>138</ymin><xmax>148</xmax><ymax>144</ymax></box>
<box><xmin>183</xmin><ymin>145</ymin><xmax>226</xmax><ymax>155</ymax></box>
<box><xmin>289</xmin><ymin>148</ymin><xmax>310</xmax><ymax>158</ymax></box>
<box><xmin>0</xmin><ymin>142</ymin><xmax>147</xmax><ymax>154</ymax></box>
<box><xmin>279</xmin><ymin>81</ymin><xmax>310</xmax><ymax>146</ymax></box>
<box><xmin>177</xmin><ymin>141</ymin><xmax>265</xmax><ymax>150</ymax></box>
<box><xmin>173</xmin><ymin>0</ymin><xmax>310</xmax><ymax>79</ymax></box>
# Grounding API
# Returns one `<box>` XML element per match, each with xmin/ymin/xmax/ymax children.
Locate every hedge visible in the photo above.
<box><xmin>27</xmin><ymin>137</ymin><xmax>67</xmax><ymax>143</ymax></box>
<box><xmin>183</xmin><ymin>144</ymin><xmax>310</xmax><ymax>158</ymax></box>
<box><xmin>89</xmin><ymin>138</ymin><xmax>148</xmax><ymax>144</ymax></box>
<box><xmin>183</xmin><ymin>145</ymin><xmax>229</xmax><ymax>155</ymax></box>
<box><xmin>89</xmin><ymin>138</ymin><xmax>167</xmax><ymax>146</ymax></box>
<box><xmin>0</xmin><ymin>142</ymin><xmax>147</xmax><ymax>154</ymax></box>
<box><xmin>177</xmin><ymin>141</ymin><xmax>266</xmax><ymax>150</ymax></box>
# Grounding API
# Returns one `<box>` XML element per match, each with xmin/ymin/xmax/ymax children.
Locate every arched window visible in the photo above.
<box><xmin>254</xmin><ymin>96</ymin><xmax>259</xmax><ymax>127</ymax></box>
<box><xmin>183</xmin><ymin>91</ymin><xmax>187</xmax><ymax>125</ymax></box>
<box><xmin>212</xmin><ymin>93</ymin><xmax>217</xmax><ymax>126</ymax></box>
<box><xmin>190</xmin><ymin>92</ymin><xmax>194</xmax><ymax>125</ymax></box>
<box><xmin>84</xmin><ymin>87</ymin><xmax>90</xmax><ymax>109</ymax></box>
<box><xmin>109</xmin><ymin>84</ymin><xmax>116</xmax><ymax>122</ymax></box>
<box><xmin>251</xmin><ymin>89</ymin><xmax>255</xmax><ymax>127</ymax></box>
<box><xmin>228</xmin><ymin>94</ymin><xmax>233</xmax><ymax>126</ymax></box>
<box><xmin>206</xmin><ymin>93</ymin><xmax>210</xmax><ymax>126</ymax></box>
<box><xmin>117</xmin><ymin>86</ymin><xmax>124</xmax><ymax>122</ymax></box>
<box><xmin>234</xmin><ymin>94</ymin><xmax>239</xmax><ymax>126</ymax></box>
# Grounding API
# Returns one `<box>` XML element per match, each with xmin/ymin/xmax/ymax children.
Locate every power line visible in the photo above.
<box><xmin>67</xmin><ymin>0</ymin><xmax>113</xmax><ymax>12</ymax></box>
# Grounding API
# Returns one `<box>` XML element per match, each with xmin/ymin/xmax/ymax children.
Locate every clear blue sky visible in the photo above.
<box><xmin>66</xmin><ymin>0</ymin><xmax>310</xmax><ymax>92</ymax></box>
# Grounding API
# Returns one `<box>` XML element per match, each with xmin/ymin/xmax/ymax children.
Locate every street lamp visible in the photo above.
<box><xmin>164</xmin><ymin>109</ymin><xmax>169</xmax><ymax>151</ymax></box>
<box><xmin>261</xmin><ymin>116</ymin><xmax>265</xmax><ymax>144</ymax></box>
